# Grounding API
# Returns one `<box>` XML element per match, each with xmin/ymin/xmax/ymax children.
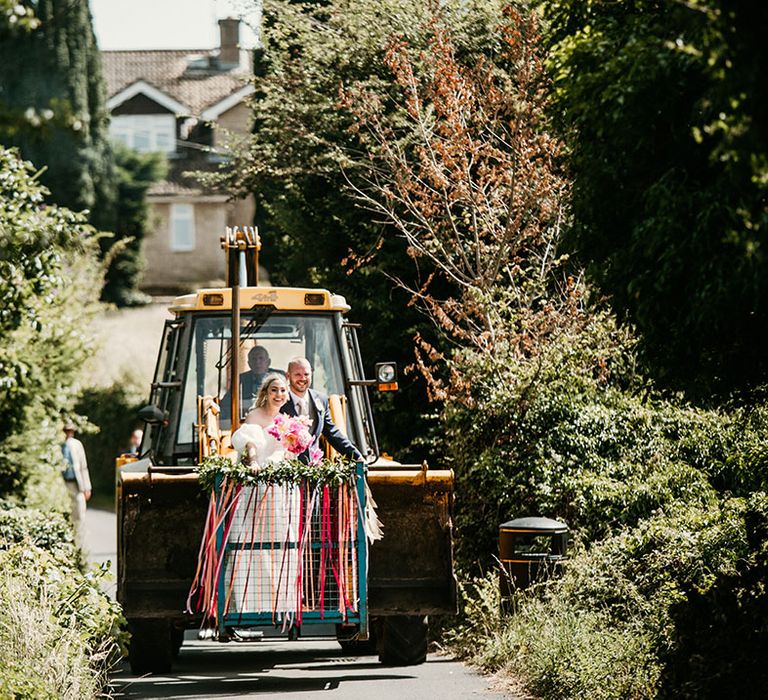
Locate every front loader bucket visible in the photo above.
<box><xmin>118</xmin><ymin>462</ymin><xmax>456</xmax><ymax>621</ymax></box>
<box><xmin>367</xmin><ymin>465</ymin><xmax>456</xmax><ymax>615</ymax></box>
<box><xmin>118</xmin><ymin>466</ymin><xmax>208</xmax><ymax>619</ymax></box>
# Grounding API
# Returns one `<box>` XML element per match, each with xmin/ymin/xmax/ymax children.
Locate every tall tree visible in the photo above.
<box><xmin>101</xmin><ymin>144</ymin><xmax>166</xmax><ymax>306</ymax></box>
<box><xmin>544</xmin><ymin>0</ymin><xmax>768</xmax><ymax>398</ymax></box>
<box><xmin>342</xmin><ymin>8</ymin><xmax>571</xmax><ymax>399</ymax></box>
<box><xmin>202</xmin><ymin>0</ymin><xmax>512</xmax><ymax>459</ymax></box>
<box><xmin>341</xmin><ymin>6</ymin><xmax>615</xmax><ymax>564</ymax></box>
<box><xmin>0</xmin><ymin>0</ymin><xmax>116</xmax><ymax>230</ymax></box>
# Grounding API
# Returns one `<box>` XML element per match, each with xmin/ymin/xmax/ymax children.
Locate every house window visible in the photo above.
<box><xmin>110</xmin><ymin>114</ymin><xmax>176</xmax><ymax>154</ymax></box>
<box><xmin>170</xmin><ymin>203</ymin><xmax>195</xmax><ymax>252</ymax></box>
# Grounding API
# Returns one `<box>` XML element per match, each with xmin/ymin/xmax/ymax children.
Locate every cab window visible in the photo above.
<box><xmin>176</xmin><ymin>313</ymin><xmax>347</xmax><ymax>447</ymax></box>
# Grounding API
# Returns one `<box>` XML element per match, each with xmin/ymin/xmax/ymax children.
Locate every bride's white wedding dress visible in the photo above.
<box><xmin>230</xmin><ymin>422</ymin><xmax>284</xmax><ymax>466</ymax></box>
<box><xmin>227</xmin><ymin>422</ymin><xmax>300</xmax><ymax>615</ymax></box>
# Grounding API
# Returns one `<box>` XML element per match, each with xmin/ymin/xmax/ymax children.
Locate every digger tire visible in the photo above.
<box><xmin>378</xmin><ymin>615</ymin><xmax>428</xmax><ymax>666</ymax></box>
<box><xmin>127</xmin><ymin>618</ymin><xmax>173</xmax><ymax>675</ymax></box>
<box><xmin>337</xmin><ymin>623</ymin><xmax>378</xmax><ymax>655</ymax></box>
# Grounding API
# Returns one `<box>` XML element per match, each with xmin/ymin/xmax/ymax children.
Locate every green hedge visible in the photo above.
<box><xmin>0</xmin><ymin>146</ymin><xmax>125</xmax><ymax>697</ymax></box>
<box><xmin>447</xmin><ymin>355</ymin><xmax>768</xmax><ymax>569</ymax></box>
<box><xmin>75</xmin><ymin>381</ymin><xmax>145</xmax><ymax>509</ymax></box>
<box><xmin>0</xmin><ymin>504</ymin><xmax>125</xmax><ymax>697</ymax></box>
<box><xmin>0</xmin><ymin>147</ymin><xmax>102</xmax><ymax>501</ymax></box>
<box><xmin>441</xmin><ymin>310</ymin><xmax>768</xmax><ymax>697</ymax></box>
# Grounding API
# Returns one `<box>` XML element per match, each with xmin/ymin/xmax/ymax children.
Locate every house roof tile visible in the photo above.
<box><xmin>102</xmin><ymin>49</ymin><xmax>253</xmax><ymax>116</ymax></box>
<box><xmin>147</xmin><ymin>180</ymin><xmax>202</xmax><ymax>197</ymax></box>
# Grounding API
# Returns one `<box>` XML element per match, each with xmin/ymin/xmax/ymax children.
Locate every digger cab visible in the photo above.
<box><xmin>140</xmin><ymin>288</ymin><xmax>381</xmax><ymax>466</ymax></box>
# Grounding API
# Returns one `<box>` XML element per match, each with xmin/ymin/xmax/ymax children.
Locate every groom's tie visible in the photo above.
<box><xmin>297</xmin><ymin>395</ymin><xmax>318</xmax><ymax>433</ymax></box>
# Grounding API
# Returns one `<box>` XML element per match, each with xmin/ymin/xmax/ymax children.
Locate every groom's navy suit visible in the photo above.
<box><xmin>281</xmin><ymin>389</ymin><xmax>363</xmax><ymax>462</ymax></box>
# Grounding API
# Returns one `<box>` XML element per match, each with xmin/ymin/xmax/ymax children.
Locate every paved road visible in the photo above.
<box><xmin>85</xmin><ymin>508</ymin><xmax>513</xmax><ymax>700</ymax></box>
<box><xmin>110</xmin><ymin>638</ymin><xmax>510</xmax><ymax>699</ymax></box>
<box><xmin>85</xmin><ymin>506</ymin><xmax>118</xmax><ymax>598</ymax></box>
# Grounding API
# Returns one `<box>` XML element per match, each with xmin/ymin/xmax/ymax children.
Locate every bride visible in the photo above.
<box><xmin>228</xmin><ymin>373</ymin><xmax>300</xmax><ymax>615</ymax></box>
<box><xmin>231</xmin><ymin>372</ymin><xmax>289</xmax><ymax>463</ymax></box>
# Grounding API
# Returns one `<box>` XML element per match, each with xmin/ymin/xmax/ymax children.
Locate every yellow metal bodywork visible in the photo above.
<box><xmin>120</xmin><ymin>466</ymin><xmax>453</xmax><ymax>490</ymax></box>
<box><xmin>168</xmin><ymin>287</ymin><xmax>350</xmax><ymax>315</ymax></box>
<box><xmin>367</xmin><ymin>469</ymin><xmax>453</xmax><ymax>490</ymax></box>
<box><xmin>197</xmin><ymin>395</ymin><xmax>234</xmax><ymax>462</ymax></box>
<box><xmin>116</xmin><ymin>454</ymin><xmax>138</xmax><ymax>469</ymax></box>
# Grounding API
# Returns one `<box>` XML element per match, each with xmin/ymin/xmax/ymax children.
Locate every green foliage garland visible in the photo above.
<box><xmin>197</xmin><ymin>454</ymin><xmax>357</xmax><ymax>493</ymax></box>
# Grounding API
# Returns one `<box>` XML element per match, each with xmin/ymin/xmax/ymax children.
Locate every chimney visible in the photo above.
<box><xmin>218</xmin><ymin>18</ymin><xmax>240</xmax><ymax>67</ymax></box>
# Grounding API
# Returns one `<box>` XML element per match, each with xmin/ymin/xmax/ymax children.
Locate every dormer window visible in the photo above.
<box><xmin>110</xmin><ymin>114</ymin><xmax>176</xmax><ymax>154</ymax></box>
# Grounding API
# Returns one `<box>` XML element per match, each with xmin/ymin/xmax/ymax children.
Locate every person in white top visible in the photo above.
<box><xmin>229</xmin><ymin>373</ymin><xmax>297</xmax><ymax>613</ymax></box>
<box><xmin>232</xmin><ymin>373</ymin><xmax>290</xmax><ymax>465</ymax></box>
<box><xmin>61</xmin><ymin>422</ymin><xmax>92</xmax><ymax>548</ymax></box>
<box><xmin>127</xmin><ymin>428</ymin><xmax>143</xmax><ymax>455</ymax></box>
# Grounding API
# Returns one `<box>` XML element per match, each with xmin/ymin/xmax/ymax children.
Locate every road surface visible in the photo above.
<box><xmin>85</xmin><ymin>508</ymin><xmax>514</xmax><ymax>700</ymax></box>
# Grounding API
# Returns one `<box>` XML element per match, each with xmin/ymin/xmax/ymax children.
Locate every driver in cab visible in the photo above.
<box><xmin>221</xmin><ymin>345</ymin><xmax>282</xmax><ymax>422</ymax></box>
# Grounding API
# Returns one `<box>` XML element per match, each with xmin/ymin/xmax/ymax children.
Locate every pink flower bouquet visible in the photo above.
<box><xmin>267</xmin><ymin>414</ymin><xmax>313</xmax><ymax>456</ymax></box>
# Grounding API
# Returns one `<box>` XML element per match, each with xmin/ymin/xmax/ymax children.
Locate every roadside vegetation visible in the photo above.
<box><xmin>0</xmin><ymin>2</ymin><xmax>162</xmax><ymax>695</ymax></box>
<box><xmin>0</xmin><ymin>0</ymin><xmax>164</xmax><ymax>307</ymax></box>
<box><xmin>0</xmin><ymin>506</ymin><xmax>125</xmax><ymax>698</ymax></box>
<box><xmin>0</xmin><ymin>5</ymin><xmax>162</xmax><ymax>690</ymax></box>
<box><xmin>0</xmin><ymin>148</ymin><xmax>125</xmax><ymax>695</ymax></box>
<box><xmin>2</xmin><ymin>0</ymin><xmax>767</xmax><ymax>696</ymax></box>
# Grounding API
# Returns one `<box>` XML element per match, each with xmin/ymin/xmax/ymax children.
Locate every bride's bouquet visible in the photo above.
<box><xmin>267</xmin><ymin>414</ymin><xmax>323</xmax><ymax>464</ymax></box>
<box><xmin>200</xmin><ymin>415</ymin><xmax>349</xmax><ymax>492</ymax></box>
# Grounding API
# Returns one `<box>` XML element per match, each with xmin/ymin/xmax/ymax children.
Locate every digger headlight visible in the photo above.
<box><xmin>375</xmin><ymin>362</ymin><xmax>398</xmax><ymax>391</ymax></box>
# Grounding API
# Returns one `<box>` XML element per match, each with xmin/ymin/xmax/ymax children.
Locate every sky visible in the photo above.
<box><xmin>89</xmin><ymin>0</ymin><xmax>259</xmax><ymax>50</ymax></box>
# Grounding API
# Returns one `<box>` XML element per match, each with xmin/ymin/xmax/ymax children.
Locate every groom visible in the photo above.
<box><xmin>281</xmin><ymin>357</ymin><xmax>363</xmax><ymax>463</ymax></box>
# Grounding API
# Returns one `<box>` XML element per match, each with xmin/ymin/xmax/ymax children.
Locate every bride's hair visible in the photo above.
<box><xmin>254</xmin><ymin>372</ymin><xmax>288</xmax><ymax>409</ymax></box>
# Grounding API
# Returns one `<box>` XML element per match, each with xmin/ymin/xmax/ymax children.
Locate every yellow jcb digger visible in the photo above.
<box><xmin>116</xmin><ymin>228</ymin><xmax>456</xmax><ymax>674</ymax></box>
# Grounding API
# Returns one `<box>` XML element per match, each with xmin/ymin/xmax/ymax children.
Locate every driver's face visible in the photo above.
<box><xmin>287</xmin><ymin>362</ymin><xmax>311</xmax><ymax>395</ymax></box>
<box><xmin>249</xmin><ymin>349</ymin><xmax>269</xmax><ymax>373</ymax></box>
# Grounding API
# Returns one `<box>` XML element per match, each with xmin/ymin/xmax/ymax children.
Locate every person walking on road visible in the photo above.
<box><xmin>61</xmin><ymin>421</ymin><xmax>92</xmax><ymax>548</ymax></box>
<box><xmin>127</xmin><ymin>428</ymin><xmax>143</xmax><ymax>455</ymax></box>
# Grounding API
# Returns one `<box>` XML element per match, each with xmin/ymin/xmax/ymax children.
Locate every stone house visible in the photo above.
<box><xmin>102</xmin><ymin>19</ymin><xmax>255</xmax><ymax>293</ymax></box>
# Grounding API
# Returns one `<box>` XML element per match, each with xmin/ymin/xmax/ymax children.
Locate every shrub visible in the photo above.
<box><xmin>657</xmin><ymin>493</ymin><xmax>768</xmax><ymax>699</ymax></box>
<box><xmin>101</xmin><ymin>143</ymin><xmax>166</xmax><ymax>307</ymax></box>
<box><xmin>449</xmin><ymin>495</ymin><xmax>768</xmax><ymax>699</ymax></box>
<box><xmin>0</xmin><ymin>147</ymin><xmax>102</xmax><ymax>502</ymax></box>
<box><xmin>75</xmin><ymin>379</ymin><xmax>145</xmax><ymax>508</ymax></box>
<box><xmin>0</xmin><ymin>544</ymin><xmax>125</xmax><ymax>699</ymax></box>
<box><xmin>0</xmin><ymin>501</ymin><xmax>79</xmax><ymax>565</ymax></box>
<box><xmin>0</xmin><ymin>503</ymin><xmax>126</xmax><ymax>697</ymax></box>
<box><xmin>447</xmin><ymin>339</ymin><xmax>768</xmax><ymax>569</ymax></box>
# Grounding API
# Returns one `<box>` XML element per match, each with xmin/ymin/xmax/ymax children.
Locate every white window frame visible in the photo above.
<box><xmin>109</xmin><ymin>114</ymin><xmax>176</xmax><ymax>154</ymax></box>
<box><xmin>170</xmin><ymin>203</ymin><xmax>196</xmax><ymax>252</ymax></box>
